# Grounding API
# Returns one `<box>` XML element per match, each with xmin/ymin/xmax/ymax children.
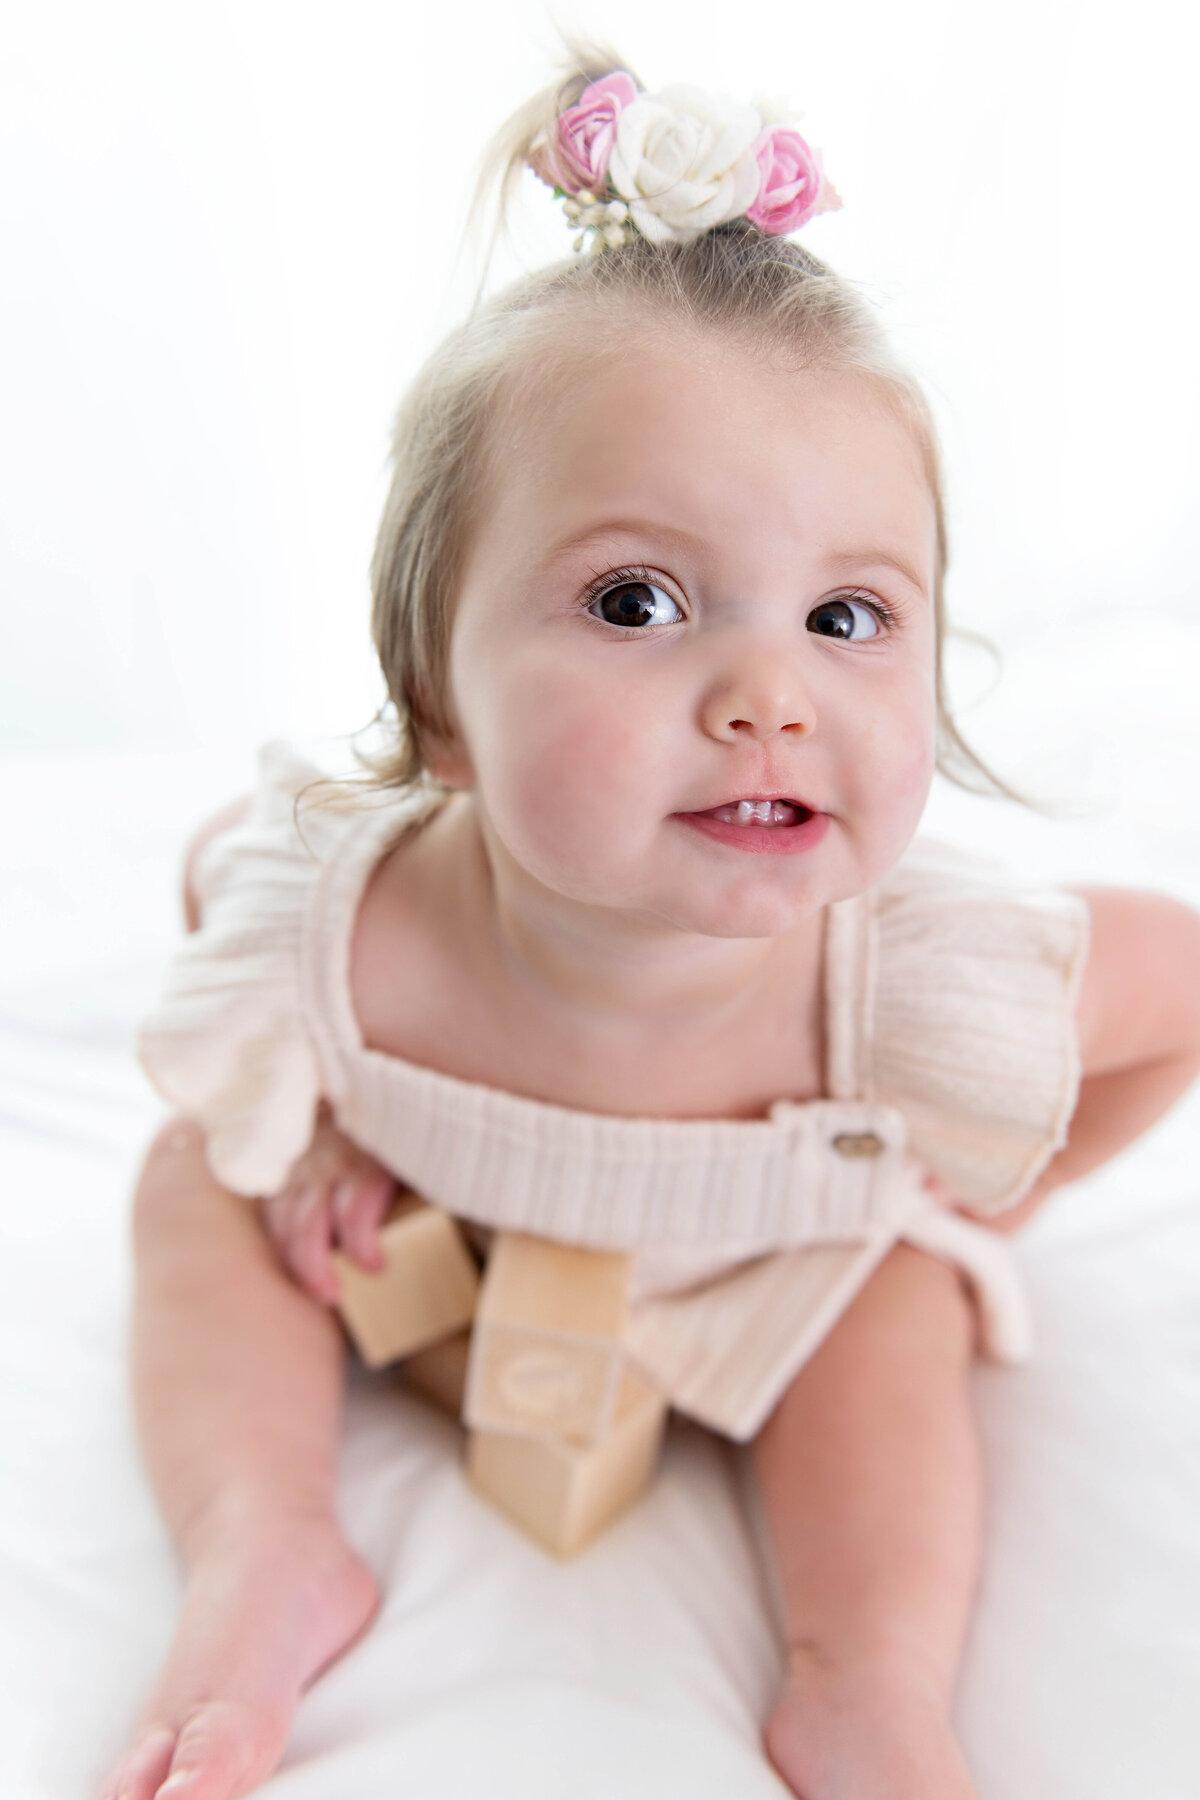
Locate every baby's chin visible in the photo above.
<box><xmin>485</xmin><ymin>811</ymin><xmax>910</xmax><ymax>940</ymax></box>
<box><xmin>649</xmin><ymin>891</ymin><xmax>834</xmax><ymax>941</ymax></box>
<box><xmin>649</xmin><ymin>839</ymin><xmax>921</xmax><ymax>938</ymax></box>
<box><xmin>634</xmin><ymin>867</ymin><xmax>848</xmax><ymax>941</ymax></box>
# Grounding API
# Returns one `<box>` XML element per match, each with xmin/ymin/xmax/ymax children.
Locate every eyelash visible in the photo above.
<box><xmin>830</xmin><ymin>587</ymin><xmax>901</xmax><ymax>632</ymax></box>
<box><xmin>579</xmin><ymin>566</ymin><xmax>902</xmax><ymax>634</ymax></box>
<box><xmin>579</xmin><ymin>563</ymin><xmax>676</xmax><ymax>623</ymax></box>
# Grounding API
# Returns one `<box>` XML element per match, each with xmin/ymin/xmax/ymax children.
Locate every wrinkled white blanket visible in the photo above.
<box><xmin>2</xmin><ymin>748</ymin><xmax>1198</xmax><ymax>1799</ymax></box>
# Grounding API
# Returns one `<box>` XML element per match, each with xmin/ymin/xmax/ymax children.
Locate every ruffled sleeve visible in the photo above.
<box><xmin>137</xmin><ymin>740</ymin><xmax>350</xmax><ymax>1197</ymax></box>
<box><xmin>844</xmin><ymin>843</ymin><xmax>1091</xmax><ymax>1214</ymax></box>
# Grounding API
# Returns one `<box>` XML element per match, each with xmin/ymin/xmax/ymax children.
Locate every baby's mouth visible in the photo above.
<box><xmin>696</xmin><ymin>798</ymin><xmax>812</xmax><ymax>828</ymax></box>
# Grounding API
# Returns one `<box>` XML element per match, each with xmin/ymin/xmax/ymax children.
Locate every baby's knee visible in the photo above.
<box><xmin>131</xmin><ymin>1118</ymin><xmax>226</xmax><ymax>1241</ymax></box>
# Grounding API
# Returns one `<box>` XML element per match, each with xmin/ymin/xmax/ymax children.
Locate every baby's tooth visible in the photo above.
<box><xmin>720</xmin><ymin>799</ymin><xmax>796</xmax><ymax>825</ymax></box>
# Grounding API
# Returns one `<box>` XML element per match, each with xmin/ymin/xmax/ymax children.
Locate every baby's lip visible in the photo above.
<box><xmin>685</xmin><ymin>793</ymin><xmax>816</xmax><ymax>816</ymax></box>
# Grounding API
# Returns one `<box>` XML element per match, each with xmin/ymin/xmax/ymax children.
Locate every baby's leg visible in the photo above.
<box><xmin>752</xmin><ymin>1242</ymin><xmax>983</xmax><ymax>1800</ymax></box>
<box><xmin>96</xmin><ymin>1120</ymin><xmax>379</xmax><ymax>1800</ymax></box>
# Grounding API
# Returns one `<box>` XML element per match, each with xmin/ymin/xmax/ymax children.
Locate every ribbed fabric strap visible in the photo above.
<box><xmin>302</xmin><ymin>798</ymin><xmax>912</xmax><ymax>1251</ymax></box>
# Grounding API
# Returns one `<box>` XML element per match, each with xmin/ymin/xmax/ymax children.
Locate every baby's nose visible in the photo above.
<box><xmin>698</xmin><ymin>647</ymin><xmax>816</xmax><ymax>744</ymax></box>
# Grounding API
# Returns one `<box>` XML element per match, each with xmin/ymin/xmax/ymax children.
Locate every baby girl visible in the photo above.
<box><xmin>98</xmin><ymin>43</ymin><xmax>1200</xmax><ymax>1800</ymax></box>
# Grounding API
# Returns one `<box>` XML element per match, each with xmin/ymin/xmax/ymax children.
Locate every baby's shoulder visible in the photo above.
<box><xmin>877</xmin><ymin>836</ymin><xmax>1080</xmax><ymax>910</ymax></box>
<box><xmin>138</xmin><ymin>740</ymin><xmax>440</xmax><ymax>1196</ymax></box>
<box><xmin>870</xmin><ymin>838</ymin><xmax>1090</xmax><ymax>977</ymax></box>
<box><xmin>856</xmin><ymin>840</ymin><xmax>1091</xmax><ymax>1213</ymax></box>
<box><xmin>186</xmin><ymin>739</ymin><xmax>441</xmax><ymax>925</ymax></box>
<box><xmin>869</xmin><ymin>837</ymin><xmax>1090</xmax><ymax>1042</ymax></box>
<box><xmin>181</xmin><ymin>742</ymin><xmax>356</xmax><ymax>915</ymax></box>
<box><xmin>348</xmin><ymin>815</ymin><xmax>455</xmax><ymax>1050</ymax></box>
<box><xmin>182</xmin><ymin>793</ymin><xmax>255</xmax><ymax>931</ymax></box>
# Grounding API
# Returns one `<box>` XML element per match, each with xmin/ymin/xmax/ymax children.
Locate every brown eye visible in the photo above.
<box><xmin>806</xmin><ymin>596</ymin><xmax>881</xmax><ymax>640</ymax></box>
<box><xmin>588</xmin><ymin>580</ymin><xmax>683</xmax><ymax>629</ymax></box>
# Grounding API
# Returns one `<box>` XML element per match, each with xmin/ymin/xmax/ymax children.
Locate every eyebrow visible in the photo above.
<box><xmin>820</xmin><ymin>548</ymin><xmax>930</xmax><ymax>598</ymax></box>
<box><xmin>541</xmin><ymin>519</ymin><xmax>707</xmax><ymax>567</ymax></box>
<box><xmin>543</xmin><ymin>521</ymin><xmax>930</xmax><ymax>598</ymax></box>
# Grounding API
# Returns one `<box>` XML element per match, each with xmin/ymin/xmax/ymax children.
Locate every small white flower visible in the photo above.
<box><xmin>752</xmin><ymin>93</ymin><xmax>795</xmax><ymax>126</ymax></box>
<box><xmin>608</xmin><ymin>84</ymin><xmax>764</xmax><ymax>245</ymax></box>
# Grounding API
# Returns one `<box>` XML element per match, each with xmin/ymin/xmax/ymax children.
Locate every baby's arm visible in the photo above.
<box><xmin>958</xmin><ymin>887</ymin><xmax>1200</xmax><ymax>1234</ymax></box>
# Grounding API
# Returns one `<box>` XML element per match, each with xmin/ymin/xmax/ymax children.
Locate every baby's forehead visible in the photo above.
<box><xmin>496</xmin><ymin>315</ymin><xmax>921</xmax><ymax>459</ymax></box>
<box><xmin>483</xmin><ymin>323</ymin><xmax>935</xmax><ymax>564</ymax></box>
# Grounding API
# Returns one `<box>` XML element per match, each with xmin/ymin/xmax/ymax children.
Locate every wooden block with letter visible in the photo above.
<box><xmin>463</xmin><ymin>1231</ymin><xmax>631</xmax><ymax>1444</ymax></box>
<box><xmin>466</xmin><ymin>1364</ymin><xmax>668</xmax><ymax>1557</ymax></box>
<box><xmin>334</xmin><ymin>1193</ymin><xmax>480</xmax><ymax>1369</ymax></box>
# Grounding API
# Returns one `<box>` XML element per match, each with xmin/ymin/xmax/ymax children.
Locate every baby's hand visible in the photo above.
<box><xmin>260</xmin><ymin>1105</ymin><xmax>397</xmax><ymax>1305</ymax></box>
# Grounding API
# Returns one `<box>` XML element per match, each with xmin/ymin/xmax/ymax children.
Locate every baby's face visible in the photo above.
<box><xmin>438</xmin><ymin>331</ymin><xmax>938</xmax><ymax>938</ymax></box>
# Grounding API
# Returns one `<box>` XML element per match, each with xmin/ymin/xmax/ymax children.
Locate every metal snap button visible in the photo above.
<box><xmin>832</xmin><ymin>1131</ymin><xmax>885</xmax><ymax>1158</ymax></box>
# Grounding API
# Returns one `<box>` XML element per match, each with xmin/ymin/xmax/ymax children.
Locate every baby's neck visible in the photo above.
<box><xmin>447</xmin><ymin>795</ymin><xmax>826</xmax><ymax>1038</ymax></box>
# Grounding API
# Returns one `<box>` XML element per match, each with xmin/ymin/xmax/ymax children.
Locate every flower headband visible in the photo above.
<box><xmin>529</xmin><ymin>71</ymin><xmax>841</xmax><ymax>253</ymax></box>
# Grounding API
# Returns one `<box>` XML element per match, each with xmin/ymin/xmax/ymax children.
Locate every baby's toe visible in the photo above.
<box><xmin>95</xmin><ymin>1722</ymin><xmax>175</xmax><ymax>1799</ymax></box>
<box><xmin>153</xmin><ymin>1697</ymin><xmax>290</xmax><ymax>1799</ymax></box>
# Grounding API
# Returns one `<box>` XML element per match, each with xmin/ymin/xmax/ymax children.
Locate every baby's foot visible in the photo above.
<box><xmin>96</xmin><ymin>1508</ymin><xmax>379</xmax><ymax>1800</ymax></box>
<box><xmin>764</xmin><ymin>1651</ymin><xmax>980</xmax><ymax>1800</ymax></box>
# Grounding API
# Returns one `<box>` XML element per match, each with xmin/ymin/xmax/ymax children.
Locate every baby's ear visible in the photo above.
<box><xmin>408</xmin><ymin>680</ymin><xmax>474</xmax><ymax>788</ymax></box>
<box><xmin>420</xmin><ymin>723</ymin><xmax>475</xmax><ymax>789</ymax></box>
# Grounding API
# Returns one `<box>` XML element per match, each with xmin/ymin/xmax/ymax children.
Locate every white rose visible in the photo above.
<box><xmin>608</xmin><ymin>85</ymin><xmax>764</xmax><ymax>245</ymax></box>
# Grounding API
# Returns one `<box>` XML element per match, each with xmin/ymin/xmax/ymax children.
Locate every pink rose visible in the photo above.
<box><xmin>745</xmin><ymin>126</ymin><xmax>841</xmax><ymax>235</ymax></box>
<box><xmin>531</xmin><ymin>70</ymin><xmax>638</xmax><ymax>195</ymax></box>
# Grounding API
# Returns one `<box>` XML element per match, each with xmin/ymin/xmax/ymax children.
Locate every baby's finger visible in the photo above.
<box><xmin>284</xmin><ymin>1185</ymin><xmax>341</xmax><ymax>1305</ymax></box>
<box><xmin>331</xmin><ymin>1174</ymin><xmax>393</xmax><ymax>1271</ymax></box>
<box><xmin>260</xmin><ymin>1183</ymin><xmax>300</xmax><ymax>1247</ymax></box>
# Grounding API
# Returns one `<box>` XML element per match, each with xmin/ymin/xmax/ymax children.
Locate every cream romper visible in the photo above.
<box><xmin>139</xmin><ymin>741</ymin><xmax>1090</xmax><ymax>1442</ymax></box>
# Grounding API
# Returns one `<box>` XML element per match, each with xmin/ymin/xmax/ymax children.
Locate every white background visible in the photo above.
<box><xmin>2</xmin><ymin>11</ymin><xmax>1199</xmax><ymax>1795</ymax></box>
<box><xmin>2</xmin><ymin>0</ymin><xmax>1198</xmax><ymax>901</ymax></box>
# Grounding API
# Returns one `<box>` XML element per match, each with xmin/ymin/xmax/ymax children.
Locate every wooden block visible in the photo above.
<box><xmin>463</xmin><ymin>1232</ymin><xmax>631</xmax><ymax>1444</ymax></box>
<box><xmin>401</xmin><ymin>1329</ymin><xmax>471</xmax><ymax>1417</ymax></box>
<box><xmin>334</xmin><ymin>1195</ymin><xmax>480</xmax><ymax>1369</ymax></box>
<box><xmin>467</xmin><ymin>1366</ymin><xmax>667</xmax><ymax>1557</ymax></box>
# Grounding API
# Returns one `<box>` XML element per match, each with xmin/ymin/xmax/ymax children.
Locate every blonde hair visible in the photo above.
<box><xmin>308</xmin><ymin>40</ymin><xmax>1018</xmax><ymax>816</ymax></box>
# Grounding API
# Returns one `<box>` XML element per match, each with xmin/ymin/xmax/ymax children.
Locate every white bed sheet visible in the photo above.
<box><xmin>1</xmin><ymin>746</ymin><xmax>1198</xmax><ymax>1799</ymax></box>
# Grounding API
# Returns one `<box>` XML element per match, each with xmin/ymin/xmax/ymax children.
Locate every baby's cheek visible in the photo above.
<box><xmin>483</xmin><ymin>675</ymin><xmax>656</xmax><ymax>879</ymax></box>
<box><xmin>854</xmin><ymin>704</ymin><xmax>936</xmax><ymax>866</ymax></box>
<box><xmin>890</xmin><ymin>715</ymin><xmax>937</xmax><ymax>802</ymax></box>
